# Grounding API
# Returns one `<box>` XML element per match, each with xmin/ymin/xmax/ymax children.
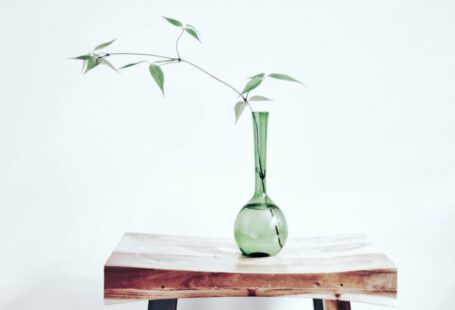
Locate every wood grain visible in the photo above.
<box><xmin>104</xmin><ymin>233</ymin><xmax>397</xmax><ymax>306</ymax></box>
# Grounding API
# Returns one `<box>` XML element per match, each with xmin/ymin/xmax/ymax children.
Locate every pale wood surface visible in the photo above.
<box><xmin>105</xmin><ymin>233</ymin><xmax>397</xmax><ymax>305</ymax></box>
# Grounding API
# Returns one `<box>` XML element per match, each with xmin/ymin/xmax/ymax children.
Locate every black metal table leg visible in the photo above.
<box><xmin>313</xmin><ymin>299</ymin><xmax>324</xmax><ymax>310</ymax></box>
<box><xmin>148</xmin><ymin>299</ymin><xmax>178</xmax><ymax>310</ymax></box>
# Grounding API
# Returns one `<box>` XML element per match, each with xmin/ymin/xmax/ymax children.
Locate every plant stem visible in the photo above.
<box><xmin>175</xmin><ymin>28</ymin><xmax>185</xmax><ymax>59</ymax></box>
<box><xmin>102</xmin><ymin>52</ymin><xmax>177</xmax><ymax>61</ymax></box>
<box><xmin>181</xmin><ymin>59</ymin><xmax>246</xmax><ymax>100</ymax></box>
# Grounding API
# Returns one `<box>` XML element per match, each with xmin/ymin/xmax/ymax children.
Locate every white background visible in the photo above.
<box><xmin>1</xmin><ymin>0</ymin><xmax>454</xmax><ymax>309</ymax></box>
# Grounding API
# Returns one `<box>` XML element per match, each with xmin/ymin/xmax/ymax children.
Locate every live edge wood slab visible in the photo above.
<box><xmin>104</xmin><ymin>233</ymin><xmax>397</xmax><ymax>306</ymax></box>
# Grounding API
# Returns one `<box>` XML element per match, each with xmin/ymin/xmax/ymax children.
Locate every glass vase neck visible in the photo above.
<box><xmin>252</xmin><ymin>112</ymin><xmax>268</xmax><ymax>197</ymax></box>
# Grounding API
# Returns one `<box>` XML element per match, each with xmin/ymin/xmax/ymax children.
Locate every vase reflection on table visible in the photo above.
<box><xmin>234</xmin><ymin>112</ymin><xmax>288</xmax><ymax>257</ymax></box>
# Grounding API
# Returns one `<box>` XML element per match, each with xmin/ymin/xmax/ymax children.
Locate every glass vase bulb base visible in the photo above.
<box><xmin>234</xmin><ymin>197</ymin><xmax>288</xmax><ymax>257</ymax></box>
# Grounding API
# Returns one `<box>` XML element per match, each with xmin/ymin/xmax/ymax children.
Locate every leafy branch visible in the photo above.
<box><xmin>72</xmin><ymin>16</ymin><xmax>303</xmax><ymax>123</ymax></box>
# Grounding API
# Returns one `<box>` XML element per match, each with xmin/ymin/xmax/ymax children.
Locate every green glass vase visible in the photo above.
<box><xmin>234</xmin><ymin>111</ymin><xmax>288</xmax><ymax>257</ymax></box>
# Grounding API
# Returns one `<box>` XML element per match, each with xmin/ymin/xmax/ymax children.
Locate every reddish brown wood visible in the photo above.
<box><xmin>104</xmin><ymin>233</ymin><xmax>397</xmax><ymax>306</ymax></box>
<box><xmin>323</xmin><ymin>300</ymin><xmax>351</xmax><ymax>310</ymax></box>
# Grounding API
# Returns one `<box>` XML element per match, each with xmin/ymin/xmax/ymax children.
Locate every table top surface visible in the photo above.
<box><xmin>106</xmin><ymin>232</ymin><xmax>395</xmax><ymax>274</ymax></box>
<box><xmin>104</xmin><ymin>232</ymin><xmax>397</xmax><ymax>305</ymax></box>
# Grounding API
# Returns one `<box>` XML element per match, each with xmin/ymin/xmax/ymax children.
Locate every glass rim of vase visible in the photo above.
<box><xmin>252</xmin><ymin>111</ymin><xmax>269</xmax><ymax>115</ymax></box>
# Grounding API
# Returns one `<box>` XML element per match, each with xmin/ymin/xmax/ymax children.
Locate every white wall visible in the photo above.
<box><xmin>1</xmin><ymin>0</ymin><xmax>454</xmax><ymax>309</ymax></box>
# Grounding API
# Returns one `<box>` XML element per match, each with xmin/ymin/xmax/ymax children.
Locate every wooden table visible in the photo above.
<box><xmin>104</xmin><ymin>233</ymin><xmax>397</xmax><ymax>310</ymax></box>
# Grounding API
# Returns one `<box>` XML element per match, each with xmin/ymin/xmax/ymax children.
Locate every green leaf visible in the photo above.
<box><xmin>99</xmin><ymin>58</ymin><xmax>118</xmax><ymax>72</ymax></box>
<box><xmin>72</xmin><ymin>54</ymin><xmax>93</xmax><ymax>60</ymax></box>
<box><xmin>162</xmin><ymin>16</ymin><xmax>183</xmax><ymax>27</ymax></box>
<box><xmin>149</xmin><ymin>64</ymin><xmax>165</xmax><ymax>95</ymax></box>
<box><xmin>186</xmin><ymin>24</ymin><xmax>199</xmax><ymax>34</ymax></box>
<box><xmin>234</xmin><ymin>101</ymin><xmax>246</xmax><ymax>123</ymax></box>
<box><xmin>247</xmin><ymin>73</ymin><xmax>265</xmax><ymax>79</ymax></box>
<box><xmin>249</xmin><ymin>95</ymin><xmax>272</xmax><ymax>101</ymax></box>
<box><xmin>94</xmin><ymin>39</ymin><xmax>116</xmax><ymax>51</ymax></box>
<box><xmin>241</xmin><ymin>76</ymin><xmax>263</xmax><ymax>94</ymax></box>
<box><xmin>268</xmin><ymin>73</ymin><xmax>304</xmax><ymax>85</ymax></box>
<box><xmin>119</xmin><ymin>61</ymin><xmax>145</xmax><ymax>70</ymax></box>
<box><xmin>184</xmin><ymin>27</ymin><xmax>201</xmax><ymax>43</ymax></box>
<box><xmin>84</xmin><ymin>56</ymin><xmax>99</xmax><ymax>74</ymax></box>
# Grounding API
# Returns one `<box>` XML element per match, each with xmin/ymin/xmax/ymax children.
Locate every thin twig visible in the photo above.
<box><xmin>103</xmin><ymin>52</ymin><xmax>177</xmax><ymax>61</ymax></box>
<box><xmin>175</xmin><ymin>28</ymin><xmax>185</xmax><ymax>59</ymax></box>
<box><xmin>181</xmin><ymin>59</ymin><xmax>246</xmax><ymax>100</ymax></box>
